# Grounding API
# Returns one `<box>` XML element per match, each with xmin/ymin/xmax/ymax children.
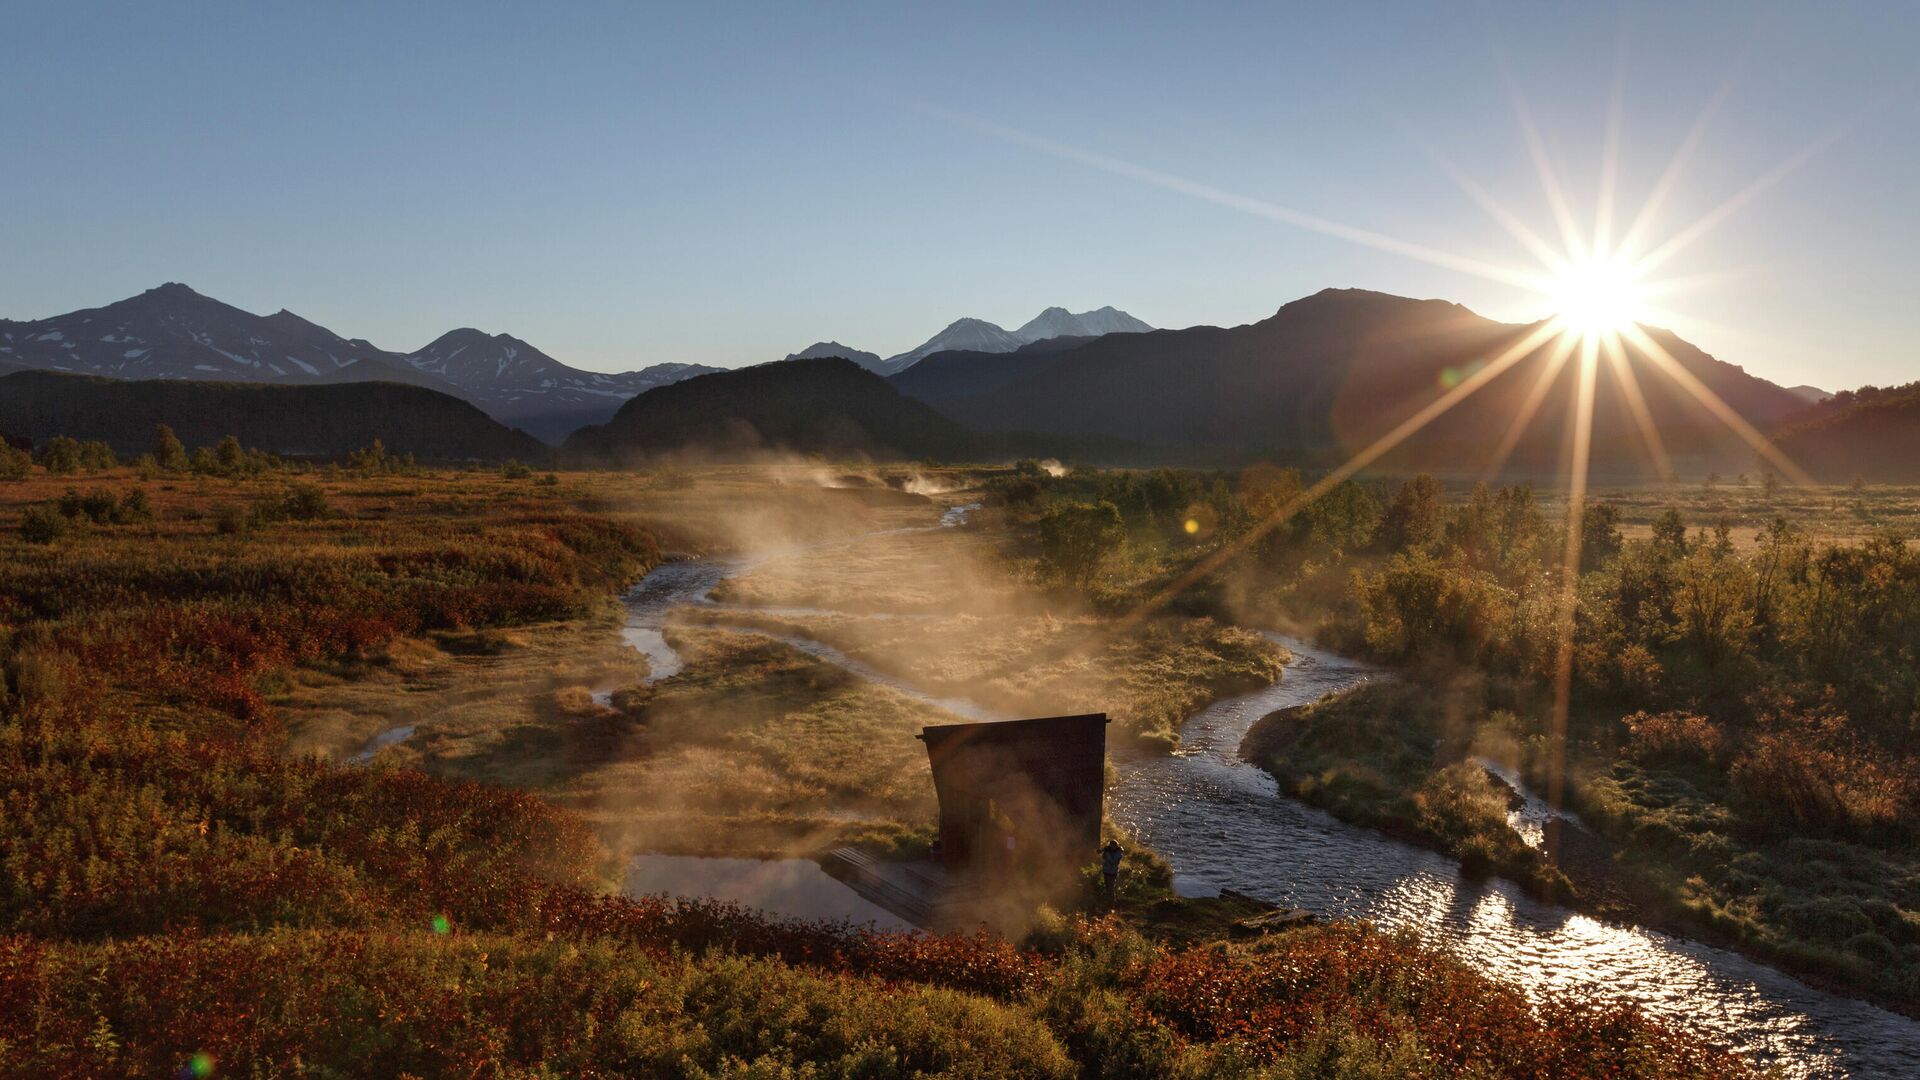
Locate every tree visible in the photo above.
<box><xmin>38</xmin><ymin>436</ymin><xmax>82</xmax><ymax>475</ymax></box>
<box><xmin>76</xmin><ymin>440</ymin><xmax>117</xmax><ymax>471</ymax></box>
<box><xmin>347</xmin><ymin>439</ymin><xmax>387</xmax><ymax>472</ymax></box>
<box><xmin>0</xmin><ymin>442</ymin><xmax>29</xmax><ymax>481</ymax></box>
<box><xmin>153</xmin><ymin>425</ymin><xmax>189</xmax><ymax>472</ymax></box>
<box><xmin>1378</xmin><ymin>474</ymin><xmax>1443</xmax><ymax>553</ymax></box>
<box><xmin>1037</xmin><ymin>501</ymin><xmax>1125</xmax><ymax>587</ymax></box>
<box><xmin>1579</xmin><ymin>503</ymin><xmax>1623</xmax><ymax>572</ymax></box>
<box><xmin>1302</xmin><ymin>481</ymin><xmax>1381</xmax><ymax>553</ymax></box>
<box><xmin>1651</xmin><ymin>508</ymin><xmax>1688</xmax><ymax>556</ymax></box>
<box><xmin>215</xmin><ymin>435</ymin><xmax>245</xmax><ymax>474</ymax></box>
<box><xmin>1675</xmin><ymin>545</ymin><xmax>1755</xmax><ymax>673</ymax></box>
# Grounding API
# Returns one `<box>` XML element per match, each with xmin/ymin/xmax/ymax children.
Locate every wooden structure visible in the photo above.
<box><xmin>918</xmin><ymin>713</ymin><xmax>1108</xmax><ymax>878</ymax></box>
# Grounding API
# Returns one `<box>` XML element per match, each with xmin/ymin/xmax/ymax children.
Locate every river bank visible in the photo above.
<box><xmin>1238</xmin><ymin>675</ymin><xmax>1920</xmax><ymax>1028</ymax></box>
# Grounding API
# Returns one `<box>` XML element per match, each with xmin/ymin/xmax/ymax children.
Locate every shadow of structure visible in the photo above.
<box><xmin>825</xmin><ymin>713</ymin><xmax>1109</xmax><ymax>931</ymax></box>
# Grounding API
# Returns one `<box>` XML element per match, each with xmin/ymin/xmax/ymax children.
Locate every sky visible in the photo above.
<box><xmin>3</xmin><ymin>1</ymin><xmax>1916</xmax><ymax>390</ymax></box>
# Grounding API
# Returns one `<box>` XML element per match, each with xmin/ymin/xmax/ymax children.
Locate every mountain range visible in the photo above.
<box><xmin>891</xmin><ymin>288</ymin><xmax>1813</xmax><ymax>477</ymax></box>
<box><xmin>786</xmin><ymin>305</ymin><xmax>1152</xmax><ymax>375</ymax></box>
<box><xmin>7</xmin><ymin>283</ymin><xmax>1901</xmax><ymax>479</ymax></box>
<box><xmin>561</xmin><ymin>357</ymin><xmax>1144</xmax><ymax>465</ymax></box>
<box><xmin>0</xmin><ymin>284</ymin><xmax>720</xmax><ymax>442</ymax></box>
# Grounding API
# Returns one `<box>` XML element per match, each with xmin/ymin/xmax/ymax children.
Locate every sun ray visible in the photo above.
<box><xmin>1636</xmin><ymin>261</ymin><xmax>1788</xmax><ymax>300</ymax></box>
<box><xmin>1613</xmin><ymin>61</ymin><xmax>1742</xmax><ymax>263</ymax></box>
<box><xmin>1592</xmin><ymin>15</ymin><xmax>1630</xmax><ymax>257</ymax></box>
<box><xmin>1602</xmin><ymin>330</ymin><xmax>1674</xmax><ymax>481</ymax></box>
<box><xmin>1633</xmin><ymin>106</ymin><xmax>1874</xmax><ymax>276</ymax></box>
<box><xmin>1545</xmin><ymin>334</ymin><xmax>1603</xmax><ymax>828</ymax></box>
<box><xmin>912</xmin><ymin>101</ymin><xmax>1552</xmax><ymax>292</ymax></box>
<box><xmin>1480</xmin><ymin>328</ymin><xmax>1579</xmax><ymax>481</ymax></box>
<box><xmin>1116</xmin><ymin>319</ymin><xmax>1566</xmax><ymax>629</ymax></box>
<box><xmin>1619</xmin><ymin>322</ymin><xmax>1814</xmax><ymax>485</ymax></box>
<box><xmin>1409</xmin><ymin>134</ymin><xmax>1569</xmax><ymax>274</ymax></box>
<box><xmin>1508</xmin><ymin>89</ymin><xmax>1590</xmax><ymax>265</ymax></box>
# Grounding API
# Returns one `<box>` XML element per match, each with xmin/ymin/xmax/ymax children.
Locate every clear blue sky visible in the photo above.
<box><xmin>4</xmin><ymin>2</ymin><xmax>1915</xmax><ymax>389</ymax></box>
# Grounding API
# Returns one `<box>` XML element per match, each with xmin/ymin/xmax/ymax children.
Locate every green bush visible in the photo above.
<box><xmin>153</xmin><ymin>424</ymin><xmax>190</xmax><ymax>471</ymax></box>
<box><xmin>0</xmin><ymin>442</ymin><xmax>31</xmax><ymax>480</ymax></box>
<box><xmin>38</xmin><ymin>435</ymin><xmax>83</xmax><ymax>474</ymax></box>
<box><xmin>19</xmin><ymin>504</ymin><xmax>68</xmax><ymax>543</ymax></box>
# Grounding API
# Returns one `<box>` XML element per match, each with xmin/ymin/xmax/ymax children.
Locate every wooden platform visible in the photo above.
<box><xmin>822</xmin><ymin>848</ymin><xmax>982</xmax><ymax>931</ymax></box>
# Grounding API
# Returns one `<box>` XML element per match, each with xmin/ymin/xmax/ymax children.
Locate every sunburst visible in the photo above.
<box><xmin>918</xmin><ymin>41</ymin><xmax>1874</xmax><ymax>830</ymax></box>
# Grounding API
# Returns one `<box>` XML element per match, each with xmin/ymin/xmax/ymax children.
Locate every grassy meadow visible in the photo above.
<box><xmin>0</xmin><ymin>453</ymin><xmax>1769</xmax><ymax>1075</ymax></box>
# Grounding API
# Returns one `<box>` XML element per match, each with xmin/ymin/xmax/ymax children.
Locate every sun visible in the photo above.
<box><xmin>1546</xmin><ymin>256</ymin><xmax>1648</xmax><ymax>338</ymax></box>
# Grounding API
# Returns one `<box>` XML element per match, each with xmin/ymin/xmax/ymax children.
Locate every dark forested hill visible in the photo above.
<box><xmin>0</xmin><ymin>370</ymin><xmax>546</xmax><ymax>461</ymax></box>
<box><xmin>896</xmin><ymin>288</ymin><xmax>1808</xmax><ymax>477</ymax></box>
<box><xmin>565</xmin><ymin>357</ymin><xmax>987</xmax><ymax>463</ymax></box>
<box><xmin>1770</xmin><ymin>382</ymin><xmax>1920</xmax><ymax>482</ymax></box>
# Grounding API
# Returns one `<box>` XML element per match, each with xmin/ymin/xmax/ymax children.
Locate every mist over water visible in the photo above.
<box><xmin>607</xmin><ymin>491</ymin><xmax>1919</xmax><ymax>1078</ymax></box>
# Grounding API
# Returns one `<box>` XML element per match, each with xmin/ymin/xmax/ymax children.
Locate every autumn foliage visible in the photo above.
<box><xmin>0</xmin><ymin>471</ymin><xmax>1757</xmax><ymax>1076</ymax></box>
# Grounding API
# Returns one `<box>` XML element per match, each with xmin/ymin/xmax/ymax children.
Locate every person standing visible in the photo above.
<box><xmin>1100</xmin><ymin>839</ymin><xmax>1124</xmax><ymax>907</ymax></box>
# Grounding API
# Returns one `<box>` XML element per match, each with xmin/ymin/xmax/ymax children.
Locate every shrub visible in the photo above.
<box><xmin>37</xmin><ymin>435</ymin><xmax>83</xmax><ymax>474</ymax></box>
<box><xmin>1730</xmin><ymin>736</ymin><xmax>1850</xmax><ymax>832</ymax></box>
<box><xmin>153</xmin><ymin>424</ymin><xmax>190</xmax><ymax>471</ymax></box>
<box><xmin>0</xmin><ymin>441</ymin><xmax>30</xmax><ymax>480</ymax></box>
<box><xmin>1624</xmin><ymin>711</ymin><xmax>1726</xmax><ymax>768</ymax></box>
<box><xmin>213</xmin><ymin>503</ymin><xmax>249</xmax><ymax>535</ymax></box>
<box><xmin>78</xmin><ymin>440</ymin><xmax>117</xmax><ymax>470</ymax></box>
<box><xmin>281</xmin><ymin>482</ymin><xmax>331</xmax><ymax>521</ymax></box>
<box><xmin>56</xmin><ymin>487</ymin><xmax>117</xmax><ymax>523</ymax></box>
<box><xmin>19</xmin><ymin>504</ymin><xmax>67</xmax><ymax>543</ymax></box>
<box><xmin>117</xmin><ymin>487</ymin><xmax>155</xmax><ymax>524</ymax></box>
<box><xmin>1036</xmin><ymin>501</ymin><xmax>1125</xmax><ymax>587</ymax></box>
<box><xmin>501</xmin><ymin>459</ymin><xmax>534</xmax><ymax>480</ymax></box>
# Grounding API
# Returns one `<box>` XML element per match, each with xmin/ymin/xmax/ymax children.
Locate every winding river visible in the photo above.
<box><xmin>592</xmin><ymin>503</ymin><xmax>1920</xmax><ymax>1078</ymax></box>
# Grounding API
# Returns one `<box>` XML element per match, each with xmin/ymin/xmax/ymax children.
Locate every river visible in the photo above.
<box><xmin>596</xmin><ymin>503</ymin><xmax>1920</xmax><ymax>1078</ymax></box>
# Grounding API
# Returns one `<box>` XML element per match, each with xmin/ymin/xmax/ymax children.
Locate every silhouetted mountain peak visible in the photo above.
<box><xmin>261</xmin><ymin>308</ymin><xmax>345</xmax><ymax>344</ymax></box>
<box><xmin>785</xmin><ymin>340</ymin><xmax>886</xmax><ymax>373</ymax></box>
<box><xmin>565</xmin><ymin>355</ymin><xmax>984</xmax><ymax>463</ymax></box>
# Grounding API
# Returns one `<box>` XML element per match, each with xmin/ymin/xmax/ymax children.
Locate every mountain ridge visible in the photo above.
<box><xmin>0</xmin><ymin>284</ymin><xmax>720</xmax><ymax>442</ymax></box>
<box><xmin>790</xmin><ymin>305</ymin><xmax>1153</xmax><ymax>377</ymax></box>
<box><xmin>894</xmin><ymin>287</ymin><xmax>1810</xmax><ymax>476</ymax></box>
<box><xmin>0</xmin><ymin>369</ymin><xmax>545</xmax><ymax>461</ymax></box>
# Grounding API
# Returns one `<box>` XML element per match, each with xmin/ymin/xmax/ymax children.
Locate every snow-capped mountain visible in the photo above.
<box><xmin>0</xmin><ymin>284</ymin><xmax>720</xmax><ymax>442</ymax></box>
<box><xmin>402</xmin><ymin>328</ymin><xmax>721</xmax><ymax>440</ymax></box>
<box><xmin>0</xmin><ymin>283</ymin><xmax>434</xmax><ymax>387</ymax></box>
<box><xmin>791</xmin><ymin>305</ymin><xmax>1153</xmax><ymax>376</ymax></box>
<box><xmin>882</xmin><ymin>318</ymin><xmax>1029</xmax><ymax>372</ymax></box>
<box><xmin>785</xmin><ymin>341</ymin><xmax>886</xmax><ymax>374</ymax></box>
<box><xmin>1013</xmin><ymin>305</ymin><xmax>1153</xmax><ymax>342</ymax></box>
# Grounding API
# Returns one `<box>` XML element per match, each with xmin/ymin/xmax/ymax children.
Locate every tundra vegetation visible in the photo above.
<box><xmin>997</xmin><ymin>462</ymin><xmax>1919</xmax><ymax>1010</ymax></box>
<box><xmin>0</xmin><ymin>455</ymin><xmax>1755</xmax><ymax>1075</ymax></box>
